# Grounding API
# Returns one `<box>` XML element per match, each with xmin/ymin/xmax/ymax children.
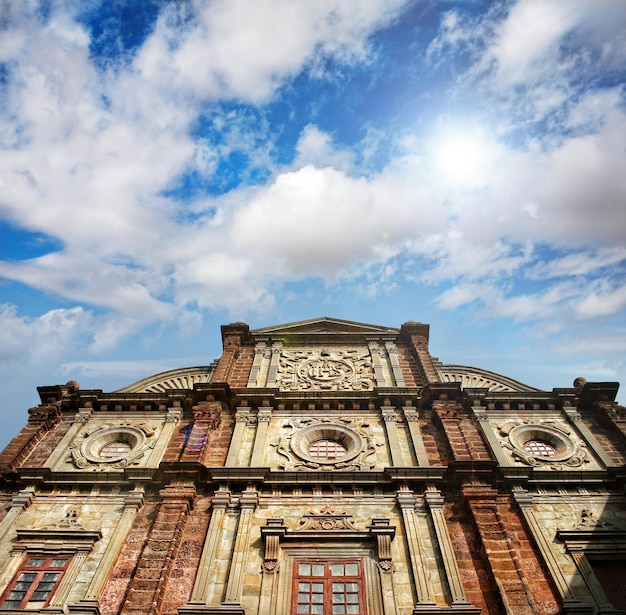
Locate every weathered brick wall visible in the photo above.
<box><xmin>159</xmin><ymin>494</ymin><xmax>212</xmax><ymax>615</ymax></box>
<box><xmin>396</xmin><ymin>342</ymin><xmax>420</xmax><ymax>387</ymax></box>
<box><xmin>0</xmin><ymin>402</ymin><xmax>64</xmax><ymax>473</ymax></box>
<box><xmin>461</xmin><ymin>485</ymin><xmax>559</xmax><ymax>615</ymax></box>
<box><xmin>592</xmin><ymin>402</ymin><xmax>626</xmax><ymax>462</ymax></box>
<box><xmin>432</xmin><ymin>401</ymin><xmax>491</xmax><ymax>462</ymax></box>
<box><xmin>581</xmin><ymin>409</ymin><xmax>626</xmax><ymax>465</ymax></box>
<box><xmin>445</xmin><ymin>499</ymin><xmax>502</xmax><ymax>614</ymax></box>
<box><xmin>100</xmin><ymin>499</ymin><xmax>160</xmax><ymax>615</ymax></box>
<box><xmin>19</xmin><ymin>417</ymin><xmax>73</xmax><ymax>467</ymax></box>
<box><xmin>419</xmin><ymin>409</ymin><xmax>452</xmax><ymax>465</ymax></box>
<box><xmin>120</xmin><ymin>484</ymin><xmax>195</xmax><ymax>615</ymax></box>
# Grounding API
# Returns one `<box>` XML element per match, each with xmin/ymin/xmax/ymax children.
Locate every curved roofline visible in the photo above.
<box><xmin>116</xmin><ymin>365</ymin><xmax>216</xmax><ymax>393</ymax></box>
<box><xmin>438</xmin><ymin>364</ymin><xmax>542</xmax><ymax>393</ymax></box>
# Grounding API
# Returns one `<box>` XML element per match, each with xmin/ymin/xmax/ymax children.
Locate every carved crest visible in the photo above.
<box><xmin>276</xmin><ymin>348</ymin><xmax>374</xmax><ymax>391</ymax></box>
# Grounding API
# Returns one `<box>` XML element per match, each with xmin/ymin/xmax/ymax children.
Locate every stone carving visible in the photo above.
<box><xmin>498</xmin><ymin>420</ymin><xmax>587</xmax><ymax>468</ymax></box>
<box><xmin>297</xmin><ymin>507</ymin><xmax>360</xmax><ymax>532</ymax></box>
<box><xmin>270</xmin><ymin>418</ymin><xmax>380</xmax><ymax>471</ymax></box>
<box><xmin>68</xmin><ymin>423</ymin><xmax>158</xmax><ymax>470</ymax></box>
<box><xmin>573</xmin><ymin>508</ymin><xmax>618</xmax><ymax>530</ymax></box>
<box><xmin>191</xmin><ymin>400</ymin><xmax>222</xmax><ymax>430</ymax></box>
<box><xmin>276</xmin><ymin>347</ymin><xmax>374</xmax><ymax>391</ymax></box>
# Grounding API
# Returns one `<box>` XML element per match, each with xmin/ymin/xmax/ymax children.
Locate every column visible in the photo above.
<box><xmin>184</xmin><ymin>488</ymin><xmax>232</xmax><ymax>607</ymax></box>
<box><xmin>402</xmin><ymin>406</ymin><xmax>429</xmax><ymax>466</ymax></box>
<box><xmin>368</xmin><ymin>342</ymin><xmax>387</xmax><ymax>386</ymax></box>
<box><xmin>265</xmin><ymin>342</ymin><xmax>282</xmax><ymax>388</ymax></box>
<box><xmin>46</xmin><ymin>408</ymin><xmax>92</xmax><ymax>469</ymax></box>
<box><xmin>369</xmin><ymin>518</ymin><xmax>399</xmax><ymax>615</ymax></box>
<box><xmin>382</xmin><ymin>406</ymin><xmax>404</xmax><ymax>467</ymax></box>
<box><xmin>250</xmin><ymin>405</ymin><xmax>272</xmax><ymax>467</ymax></box>
<box><xmin>80</xmin><ymin>488</ymin><xmax>145</xmax><ymax>607</ymax></box>
<box><xmin>471</xmin><ymin>407</ymin><xmax>510</xmax><ymax>466</ymax></box>
<box><xmin>223</xmin><ymin>489</ymin><xmax>259</xmax><ymax>608</ymax></box>
<box><xmin>425</xmin><ymin>488</ymin><xmax>471</xmax><ymax>606</ymax></box>
<box><xmin>396</xmin><ymin>489</ymin><xmax>435</xmax><ymax>606</ymax></box>
<box><xmin>246</xmin><ymin>343</ymin><xmax>267</xmax><ymax>387</ymax></box>
<box><xmin>258</xmin><ymin>518</ymin><xmax>287</xmax><ymax>614</ymax></box>
<box><xmin>385</xmin><ymin>341</ymin><xmax>406</xmax><ymax>387</ymax></box>
<box><xmin>50</xmin><ymin>547</ymin><xmax>91</xmax><ymax>609</ymax></box>
<box><xmin>0</xmin><ymin>488</ymin><xmax>34</xmax><ymax>547</ymax></box>
<box><xmin>563</xmin><ymin>406</ymin><xmax>615</xmax><ymax>468</ymax></box>
<box><xmin>148</xmin><ymin>407</ymin><xmax>182</xmax><ymax>463</ymax></box>
<box><xmin>513</xmin><ymin>489</ymin><xmax>577</xmax><ymax>602</ymax></box>
<box><xmin>225</xmin><ymin>408</ymin><xmax>251</xmax><ymax>467</ymax></box>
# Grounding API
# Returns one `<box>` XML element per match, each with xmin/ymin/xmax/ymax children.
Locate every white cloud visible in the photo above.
<box><xmin>133</xmin><ymin>0</ymin><xmax>408</xmax><ymax>103</ymax></box>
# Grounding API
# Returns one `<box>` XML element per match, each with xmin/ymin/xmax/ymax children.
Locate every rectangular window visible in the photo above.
<box><xmin>292</xmin><ymin>560</ymin><xmax>366</xmax><ymax>614</ymax></box>
<box><xmin>0</xmin><ymin>556</ymin><xmax>70</xmax><ymax>610</ymax></box>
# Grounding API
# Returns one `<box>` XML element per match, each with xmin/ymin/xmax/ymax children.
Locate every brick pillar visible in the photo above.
<box><xmin>399</xmin><ymin>322</ymin><xmax>440</xmax><ymax>385</ymax></box>
<box><xmin>181</xmin><ymin>399</ymin><xmax>222</xmax><ymax>464</ymax></box>
<box><xmin>212</xmin><ymin>323</ymin><xmax>250</xmax><ymax>384</ymax></box>
<box><xmin>432</xmin><ymin>399</ymin><xmax>490</xmax><ymax>462</ymax></box>
<box><xmin>0</xmin><ymin>402</ymin><xmax>61</xmax><ymax>473</ymax></box>
<box><xmin>595</xmin><ymin>400</ymin><xmax>626</xmax><ymax>448</ymax></box>
<box><xmin>121</xmin><ymin>484</ymin><xmax>196</xmax><ymax>615</ymax></box>
<box><xmin>462</xmin><ymin>484</ymin><xmax>558</xmax><ymax>615</ymax></box>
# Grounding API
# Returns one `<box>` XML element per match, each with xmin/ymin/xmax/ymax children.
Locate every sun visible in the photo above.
<box><xmin>430</xmin><ymin>129</ymin><xmax>493</xmax><ymax>187</ymax></box>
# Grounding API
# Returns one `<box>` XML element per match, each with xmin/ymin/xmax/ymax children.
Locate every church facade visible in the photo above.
<box><xmin>0</xmin><ymin>317</ymin><xmax>624</xmax><ymax>615</ymax></box>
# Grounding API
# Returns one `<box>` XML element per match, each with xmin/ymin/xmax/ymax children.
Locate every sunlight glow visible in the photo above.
<box><xmin>430</xmin><ymin>129</ymin><xmax>494</xmax><ymax>187</ymax></box>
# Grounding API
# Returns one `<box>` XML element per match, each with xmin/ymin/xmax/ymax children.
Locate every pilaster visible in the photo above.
<box><xmin>396</xmin><ymin>489</ymin><xmax>436</xmax><ymax>606</ymax></box>
<box><xmin>80</xmin><ymin>488</ymin><xmax>145</xmax><ymax>609</ymax></box>
<box><xmin>250</xmin><ymin>405</ymin><xmax>272</xmax><ymax>466</ymax></box>
<box><xmin>382</xmin><ymin>405</ymin><xmax>404</xmax><ymax>466</ymax></box>
<box><xmin>402</xmin><ymin>406</ymin><xmax>430</xmax><ymax>466</ymax></box>
<box><xmin>222</xmin><ymin>489</ymin><xmax>259</xmax><ymax>608</ymax></box>
<box><xmin>424</xmin><ymin>488</ymin><xmax>472</xmax><ymax>607</ymax></box>
<box><xmin>224</xmin><ymin>408</ymin><xmax>251</xmax><ymax>467</ymax></box>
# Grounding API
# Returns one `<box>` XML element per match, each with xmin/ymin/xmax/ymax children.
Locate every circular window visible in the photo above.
<box><xmin>99</xmin><ymin>441</ymin><xmax>133</xmax><ymax>459</ymax></box>
<box><xmin>308</xmin><ymin>439</ymin><xmax>347</xmax><ymax>460</ymax></box>
<box><xmin>81</xmin><ymin>426</ymin><xmax>145</xmax><ymax>463</ymax></box>
<box><xmin>523</xmin><ymin>439</ymin><xmax>556</xmax><ymax>457</ymax></box>
<box><xmin>508</xmin><ymin>424</ymin><xmax>575</xmax><ymax>464</ymax></box>
<box><xmin>291</xmin><ymin>423</ymin><xmax>363</xmax><ymax>465</ymax></box>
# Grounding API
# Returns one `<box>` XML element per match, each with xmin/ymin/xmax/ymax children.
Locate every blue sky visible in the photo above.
<box><xmin>1</xmin><ymin>0</ymin><xmax>625</xmax><ymax>449</ymax></box>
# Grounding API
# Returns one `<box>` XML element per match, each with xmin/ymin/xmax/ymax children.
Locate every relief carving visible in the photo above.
<box><xmin>498</xmin><ymin>420</ymin><xmax>587</xmax><ymax>468</ymax></box>
<box><xmin>276</xmin><ymin>347</ymin><xmax>374</xmax><ymax>391</ymax></box>
<box><xmin>270</xmin><ymin>418</ymin><xmax>381</xmax><ymax>471</ymax></box>
<box><xmin>68</xmin><ymin>422</ymin><xmax>159</xmax><ymax>470</ymax></box>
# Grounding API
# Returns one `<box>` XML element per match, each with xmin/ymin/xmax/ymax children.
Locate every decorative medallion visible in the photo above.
<box><xmin>498</xmin><ymin>421</ymin><xmax>587</xmax><ymax>468</ymax></box>
<box><xmin>271</xmin><ymin>418</ymin><xmax>380</xmax><ymax>471</ymax></box>
<box><xmin>276</xmin><ymin>348</ymin><xmax>374</xmax><ymax>391</ymax></box>
<box><xmin>69</xmin><ymin>423</ymin><xmax>158</xmax><ymax>470</ymax></box>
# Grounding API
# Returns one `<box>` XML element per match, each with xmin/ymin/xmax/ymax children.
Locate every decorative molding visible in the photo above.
<box><xmin>438</xmin><ymin>364</ymin><xmax>541</xmax><ymax>393</ymax></box>
<box><xmin>68</xmin><ymin>423</ymin><xmax>158</xmax><ymax>470</ymax></box>
<box><xmin>270</xmin><ymin>418</ymin><xmax>380</xmax><ymax>471</ymax></box>
<box><xmin>498</xmin><ymin>421</ymin><xmax>588</xmax><ymax>468</ymax></box>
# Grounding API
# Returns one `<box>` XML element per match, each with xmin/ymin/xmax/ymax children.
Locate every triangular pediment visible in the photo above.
<box><xmin>251</xmin><ymin>317</ymin><xmax>398</xmax><ymax>338</ymax></box>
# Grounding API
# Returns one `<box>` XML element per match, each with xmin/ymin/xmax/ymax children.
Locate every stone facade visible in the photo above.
<box><xmin>0</xmin><ymin>317</ymin><xmax>624</xmax><ymax>615</ymax></box>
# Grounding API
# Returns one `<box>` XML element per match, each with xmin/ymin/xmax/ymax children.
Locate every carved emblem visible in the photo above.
<box><xmin>270</xmin><ymin>418</ymin><xmax>381</xmax><ymax>471</ymax></box>
<box><xmin>498</xmin><ymin>420</ymin><xmax>587</xmax><ymax>468</ymax></box>
<box><xmin>276</xmin><ymin>348</ymin><xmax>374</xmax><ymax>391</ymax></box>
<box><xmin>297</xmin><ymin>508</ymin><xmax>360</xmax><ymax>532</ymax></box>
<box><xmin>68</xmin><ymin>423</ymin><xmax>159</xmax><ymax>470</ymax></box>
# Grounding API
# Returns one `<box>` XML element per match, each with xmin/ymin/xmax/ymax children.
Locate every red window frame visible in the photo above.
<box><xmin>0</xmin><ymin>555</ymin><xmax>70</xmax><ymax>611</ymax></box>
<box><xmin>292</xmin><ymin>559</ymin><xmax>367</xmax><ymax>614</ymax></box>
